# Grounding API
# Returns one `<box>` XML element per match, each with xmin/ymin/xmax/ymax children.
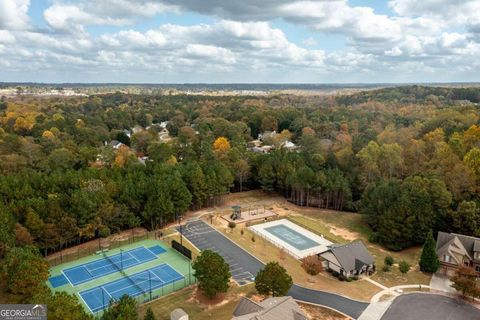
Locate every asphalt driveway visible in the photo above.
<box><xmin>381</xmin><ymin>293</ymin><xmax>480</xmax><ymax>320</ymax></box>
<box><xmin>178</xmin><ymin>219</ymin><xmax>369</xmax><ymax>319</ymax></box>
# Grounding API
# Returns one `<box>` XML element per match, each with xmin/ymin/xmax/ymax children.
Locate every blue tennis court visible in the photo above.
<box><xmin>79</xmin><ymin>264</ymin><xmax>184</xmax><ymax>313</ymax></box>
<box><xmin>63</xmin><ymin>246</ymin><xmax>158</xmax><ymax>286</ymax></box>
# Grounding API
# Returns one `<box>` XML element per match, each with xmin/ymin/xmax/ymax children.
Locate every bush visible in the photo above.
<box><xmin>251</xmin><ymin>236</ymin><xmax>255</xmax><ymax>242</ymax></box>
<box><xmin>399</xmin><ymin>260</ymin><xmax>410</xmax><ymax>274</ymax></box>
<box><xmin>240</xmin><ymin>229</ymin><xmax>244</xmax><ymax>236</ymax></box>
<box><xmin>384</xmin><ymin>256</ymin><xmax>394</xmax><ymax>266</ymax></box>
<box><xmin>382</xmin><ymin>264</ymin><xmax>391</xmax><ymax>272</ymax></box>
<box><xmin>338</xmin><ymin>274</ymin><xmax>347</xmax><ymax>281</ymax></box>
<box><xmin>228</xmin><ymin>221</ymin><xmax>236</xmax><ymax>231</ymax></box>
<box><xmin>301</xmin><ymin>255</ymin><xmax>323</xmax><ymax>275</ymax></box>
<box><xmin>346</xmin><ymin>277</ymin><xmax>353</xmax><ymax>282</ymax></box>
<box><xmin>368</xmin><ymin>233</ymin><xmax>378</xmax><ymax>243</ymax></box>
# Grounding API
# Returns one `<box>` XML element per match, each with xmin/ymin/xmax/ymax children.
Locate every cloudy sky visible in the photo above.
<box><xmin>0</xmin><ymin>0</ymin><xmax>479</xmax><ymax>83</ymax></box>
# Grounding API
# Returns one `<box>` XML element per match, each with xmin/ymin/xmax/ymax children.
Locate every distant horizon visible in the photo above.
<box><xmin>2</xmin><ymin>82</ymin><xmax>480</xmax><ymax>86</ymax></box>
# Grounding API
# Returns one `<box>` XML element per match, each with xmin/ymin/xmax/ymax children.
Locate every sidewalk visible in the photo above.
<box><xmin>357</xmin><ymin>301</ymin><xmax>392</xmax><ymax>320</ymax></box>
<box><xmin>371</xmin><ymin>284</ymin><xmax>430</xmax><ymax>303</ymax></box>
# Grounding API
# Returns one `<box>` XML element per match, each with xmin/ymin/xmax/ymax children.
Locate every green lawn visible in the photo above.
<box><xmin>288</xmin><ymin>210</ymin><xmax>431</xmax><ymax>287</ymax></box>
<box><xmin>138</xmin><ymin>284</ymin><xmax>256</xmax><ymax>320</ymax></box>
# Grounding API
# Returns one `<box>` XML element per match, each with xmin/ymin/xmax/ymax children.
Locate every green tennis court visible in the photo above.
<box><xmin>47</xmin><ymin>239</ymin><xmax>195</xmax><ymax>315</ymax></box>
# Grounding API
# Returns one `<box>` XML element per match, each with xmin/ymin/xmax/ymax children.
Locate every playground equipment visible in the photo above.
<box><xmin>230</xmin><ymin>205</ymin><xmax>242</xmax><ymax>220</ymax></box>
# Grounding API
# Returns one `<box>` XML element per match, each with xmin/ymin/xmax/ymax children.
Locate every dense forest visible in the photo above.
<box><xmin>0</xmin><ymin>85</ymin><xmax>479</xmax><ymax>260</ymax></box>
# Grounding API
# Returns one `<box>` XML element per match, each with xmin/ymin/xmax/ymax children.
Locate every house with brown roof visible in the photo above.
<box><xmin>320</xmin><ymin>240</ymin><xmax>375</xmax><ymax>279</ymax></box>
<box><xmin>232</xmin><ymin>296</ymin><xmax>308</xmax><ymax>320</ymax></box>
<box><xmin>436</xmin><ymin>231</ymin><xmax>480</xmax><ymax>275</ymax></box>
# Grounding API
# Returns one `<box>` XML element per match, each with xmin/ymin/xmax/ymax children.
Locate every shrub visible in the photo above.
<box><xmin>399</xmin><ymin>260</ymin><xmax>410</xmax><ymax>274</ymax></box>
<box><xmin>301</xmin><ymin>255</ymin><xmax>323</xmax><ymax>275</ymax></box>
<box><xmin>382</xmin><ymin>264</ymin><xmax>391</xmax><ymax>272</ymax></box>
<box><xmin>346</xmin><ymin>277</ymin><xmax>353</xmax><ymax>282</ymax></box>
<box><xmin>384</xmin><ymin>256</ymin><xmax>394</xmax><ymax>266</ymax></box>
<box><xmin>228</xmin><ymin>221</ymin><xmax>236</xmax><ymax>232</ymax></box>
<box><xmin>338</xmin><ymin>274</ymin><xmax>346</xmax><ymax>281</ymax></box>
<box><xmin>251</xmin><ymin>236</ymin><xmax>255</xmax><ymax>242</ymax></box>
<box><xmin>240</xmin><ymin>229</ymin><xmax>244</xmax><ymax>236</ymax></box>
<box><xmin>368</xmin><ymin>233</ymin><xmax>378</xmax><ymax>243</ymax></box>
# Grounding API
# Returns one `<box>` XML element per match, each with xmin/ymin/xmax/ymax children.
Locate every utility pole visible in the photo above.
<box><xmin>179</xmin><ymin>215</ymin><xmax>183</xmax><ymax>246</ymax></box>
<box><xmin>149</xmin><ymin>271</ymin><xmax>152</xmax><ymax>301</ymax></box>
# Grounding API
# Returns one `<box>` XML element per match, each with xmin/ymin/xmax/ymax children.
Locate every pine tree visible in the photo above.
<box><xmin>419</xmin><ymin>230</ymin><xmax>440</xmax><ymax>273</ymax></box>
<box><xmin>144</xmin><ymin>308</ymin><xmax>156</xmax><ymax>320</ymax></box>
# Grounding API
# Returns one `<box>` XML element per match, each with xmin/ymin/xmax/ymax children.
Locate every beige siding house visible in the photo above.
<box><xmin>436</xmin><ymin>231</ymin><xmax>480</xmax><ymax>276</ymax></box>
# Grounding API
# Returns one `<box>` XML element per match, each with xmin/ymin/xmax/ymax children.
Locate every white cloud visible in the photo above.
<box><xmin>1</xmin><ymin>0</ymin><xmax>480</xmax><ymax>82</ymax></box>
<box><xmin>0</xmin><ymin>30</ymin><xmax>16</xmax><ymax>44</ymax></box>
<box><xmin>43</xmin><ymin>0</ymin><xmax>176</xmax><ymax>32</ymax></box>
<box><xmin>0</xmin><ymin>0</ymin><xmax>31</xmax><ymax>30</ymax></box>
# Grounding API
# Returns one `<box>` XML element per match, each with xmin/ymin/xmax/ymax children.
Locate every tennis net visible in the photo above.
<box><xmin>103</xmin><ymin>252</ymin><xmax>147</xmax><ymax>296</ymax></box>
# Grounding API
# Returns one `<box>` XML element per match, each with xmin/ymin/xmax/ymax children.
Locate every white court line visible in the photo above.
<box><xmin>143</xmin><ymin>245</ymin><xmax>161</xmax><ymax>258</ymax></box>
<box><xmin>125</xmin><ymin>251</ymin><xmax>140</xmax><ymax>263</ymax></box>
<box><xmin>102</xmin><ymin>286</ymin><xmax>114</xmax><ymax>301</ymax></box>
<box><xmin>77</xmin><ymin>292</ymin><xmax>94</xmax><ymax>314</ymax></box>
<box><xmin>108</xmin><ymin>263</ymin><xmax>183</xmax><ymax>296</ymax></box>
<box><xmin>61</xmin><ymin>269</ymin><xmax>74</xmax><ymax>286</ymax></box>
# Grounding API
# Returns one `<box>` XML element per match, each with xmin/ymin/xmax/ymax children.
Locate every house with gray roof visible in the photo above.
<box><xmin>320</xmin><ymin>240</ymin><xmax>375</xmax><ymax>279</ymax></box>
<box><xmin>436</xmin><ymin>231</ymin><xmax>480</xmax><ymax>275</ymax></box>
<box><xmin>232</xmin><ymin>296</ymin><xmax>308</xmax><ymax>320</ymax></box>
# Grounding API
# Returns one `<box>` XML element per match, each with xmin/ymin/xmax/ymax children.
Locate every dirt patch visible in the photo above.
<box><xmin>299</xmin><ymin>303</ymin><xmax>349</xmax><ymax>320</ymax></box>
<box><xmin>379</xmin><ymin>293</ymin><xmax>396</xmax><ymax>302</ymax></box>
<box><xmin>193</xmin><ymin>287</ymin><xmax>229</xmax><ymax>308</ymax></box>
<box><xmin>329</xmin><ymin>226</ymin><xmax>359</xmax><ymax>241</ymax></box>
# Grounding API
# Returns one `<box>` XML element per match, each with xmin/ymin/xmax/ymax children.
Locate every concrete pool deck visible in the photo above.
<box><xmin>249</xmin><ymin>219</ymin><xmax>333</xmax><ymax>259</ymax></box>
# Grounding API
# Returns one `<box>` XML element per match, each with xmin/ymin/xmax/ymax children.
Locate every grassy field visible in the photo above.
<box><xmin>287</xmin><ymin>212</ymin><xmax>431</xmax><ymax>287</ymax></box>
<box><xmin>206</xmin><ymin>190</ymin><xmax>432</xmax><ymax>300</ymax></box>
<box><xmin>217</xmin><ymin>222</ymin><xmax>380</xmax><ymax>301</ymax></box>
<box><xmin>138</xmin><ymin>284</ymin><xmax>256</xmax><ymax>320</ymax></box>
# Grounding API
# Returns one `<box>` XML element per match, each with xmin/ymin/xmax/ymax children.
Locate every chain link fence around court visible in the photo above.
<box><xmin>92</xmin><ymin>263</ymin><xmax>197</xmax><ymax>319</ymax></box>
<box><xmin>47</xmin><ymin>229</ymin><xmax>164</xmax><ymax>267</ymax></box>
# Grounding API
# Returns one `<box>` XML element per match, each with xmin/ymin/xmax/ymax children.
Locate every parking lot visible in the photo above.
<box><xmin>177</xmin><ymin>219</ymin><xmax>264</xmax><ymax>285</ymax></box>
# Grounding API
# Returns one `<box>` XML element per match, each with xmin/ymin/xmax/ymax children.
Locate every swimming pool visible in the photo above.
<box><xmin>264</xmin><ymin>225</ymin><xmax>319</xmax><ymax>250</ymax></box>
<box><xmin>249</xmin><ymin>219</ymin><xmax>333</xmax><ymax>259</ymax></box>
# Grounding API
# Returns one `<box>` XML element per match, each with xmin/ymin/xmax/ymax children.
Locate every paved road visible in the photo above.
<box><xmin>381</xmin><ymin>293</ymin><xmax>480</xmax><ymax>320</ymax></box>
<box><xmin>178</xmin><ymin>219</ymin><xmax>369</xmax><ymax>319</ymax></box>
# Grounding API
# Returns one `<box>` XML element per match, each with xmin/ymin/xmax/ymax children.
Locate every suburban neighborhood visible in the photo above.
<box><xmin>1</xmin><ymin>1</ymin><xmax>480</xmax><ymax>319</ymax></box>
